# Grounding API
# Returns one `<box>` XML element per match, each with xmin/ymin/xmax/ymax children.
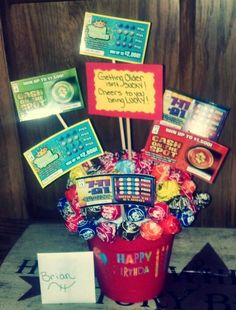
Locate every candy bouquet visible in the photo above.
<box><xmin>54</xmin><ymin>12</ymin><xmax>228</xmax><ymax>301</ymax></box>
<box><xmin>57</xmin><ymin>149</ymin><xmax>211</xmax><ymax>242</ymax></box>
<box><xmin>57</xmin><ymin>147</ymin><xmax>212</xmax><ymax>302</ymax></box>
<box><xmin>9</xmin><ymin>11</ymin><xmax>229</xmax><ymax>305</ymax></box>
<box><xmin>54</xmin><ymin>60</ymin><xmax>228</xmax><ymax>303</ymax></box>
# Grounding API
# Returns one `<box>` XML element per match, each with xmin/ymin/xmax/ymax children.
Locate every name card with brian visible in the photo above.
<box><xmin>37</xmin><ymin>252</ymin><xmax>96</xmax><ymax>304</ymax></box>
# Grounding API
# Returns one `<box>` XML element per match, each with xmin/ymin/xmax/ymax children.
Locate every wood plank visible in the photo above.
<box><xmin>0</xmin><ymin>13</ymin><xmax>28</xmax><ymax>219</ymax></box>
<box><xmin>0</xmin><ymin>219</ymin><xmax>29</xmax><ymax>265</ymax></box>
<box><xmin>0</xmin><ymin>0</ymin><xmax>180</xmax><ymax>219</ymax></box>
<box><xmin>179</xmin><ymin>0</ymin><xmax>195</xmax><ymax>92</ymax></box>
<box><xmin>0</xmin><ymin>0</ymin><xmax>235</xmax><ymax>227</ymax></box>
<box><xmin>191</xmin><ymin>0</ymin><xmax>236</xmax><ymax>227</ymax></box>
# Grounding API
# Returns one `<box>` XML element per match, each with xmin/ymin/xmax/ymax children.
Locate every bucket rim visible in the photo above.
<box><xmin>88</xmin><ymin>234</ymin><xmax>174</xmax><ymax>251</ymax></box>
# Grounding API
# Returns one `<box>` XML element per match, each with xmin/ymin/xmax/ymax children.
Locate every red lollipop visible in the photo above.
<box><xmin>65</xmin><ymin>185</ymin><xmax>77</xmax><ymax>202</ymax></box>
<box><xmin>96</xmin><ymin>222</ymin><xmax>117</xmax><ymax>243</ymax></box>
<box><xmin>101</xmin><ymin>204</ymin><xmax>121</xmax><ymax>220</ymax></box>
<box><xmin>160</xmin><ymin>215</ymin><xmax>181</xmax><ymax>235</ymax></box>
<box><xmin>152</xmin><ymin>163</ymin><xmax>170</xmax><ymax>182</ymax></box>
<box><xmin>65</xmin><ymin>214</ymin><xmax>85</xmax><ymax>233</ymax></box>
<box><xmin>148</xmin><ymin>202</ymin><xmax>169</xmax><ymax>221</ymax></box>
<box><xmin>181</xmin><ymin>179</ymin><xmax>197</xmax><ymax>194</ymax></box>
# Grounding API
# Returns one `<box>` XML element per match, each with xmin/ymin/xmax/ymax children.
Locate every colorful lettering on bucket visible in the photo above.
<box><xmin>120</xmin><ymin>266</ymin><xmax>150</xmax><ymax>277</ymax></box>
<box><xmin>117</xmin><ymin>251</ymin><xmax>152</xmax><ymax>264</ymax></box>
<box><xmin>117</xmin><ymin>251</ymin><xmax>152</xmax><ymax>277</ymax></box>
<box><xmin>93</xmin><ymin>247</ymin><xmax>108</xmax><ymax>265</ymax></box>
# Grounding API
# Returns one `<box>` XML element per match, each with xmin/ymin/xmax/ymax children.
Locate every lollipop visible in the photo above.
<box><xmin>160</xmin><ymin>215</ymin><xmax>181</xmax><ymax>235</ymax></box>
<box><xmin>118</xmin><ymin>221</ymin><xmax>140</xmax><ymax>241</ymax></box>
<box><xmin>148</xmin><ymin>202</ymin><xmax>169</xmax><ymax>221</ymax></box>
<box><xmin>58</xmin><ymin>150</ymin><xmax>211</xmax><ymax>242</ymax></box>
<box><xmin>156</xmin><ymin>180</ymin><xmax>180</xmax><ymax>202</ymax></box>
<box><xmin>140</xmin><ymin>220</ymin><xmax>163</xmax><ymax>241</ymax></box>
<box><xmin>124</xmin><ymin>204</ymin><xmax>147</xmax><ymax>222</ymax></box>
<box><xmin>101</xmin><ymin>204</ymin><xmax>121</xmax><ymax>221</ymax></box>
<box><xmin>96</xmin><ymin>222</ymin><xmax>117</xmax><ymax>243</ymax></box>
<box><xmin>77</xmin><ymin>220</ymin><xmax>96</xmax><ymax>240</ymax></box>
<box><xmin>152</xmin><ymin>163</ymin><xmax>170</xmax><ymax>182</ymax></box>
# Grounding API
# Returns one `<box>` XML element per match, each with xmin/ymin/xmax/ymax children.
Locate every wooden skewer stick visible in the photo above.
<box><xmin>119</xmin><ymin>117</ymin><xmax>126</xmax><ymax>150</ymax></box>
<box><xmin>126</xmin><ymin>118</ymin><xmax>132</xmax><ymax>160</ymax></box>
<box><xmin>112</xmin><ymin>59</ymin><xmax>127</xmax><ymax>151</ymax></box>
<box><xmin>56</xmin><ymin>113</ymin><xmax>68</xmax><ymax>128</ymax></box>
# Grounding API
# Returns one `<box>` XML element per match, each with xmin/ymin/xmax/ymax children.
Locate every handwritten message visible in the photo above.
<box><xmin>37</xmin><ymin>252</ymin><xmax>96</xmax><ymax>304</ymax></box>
<box><xmin>40</xmin><ymin>271</ymin><xmax>76</xmax><ymax>292</ymax></box>
<box><xmin>95</xmin><ymin>69</ymin><xmax>155</xmax><ymax>113</ymax></box>
<box><xmin>86</xmin><ymin>63</ymin><xmax>163</xmax><ymax>120</ymax></box>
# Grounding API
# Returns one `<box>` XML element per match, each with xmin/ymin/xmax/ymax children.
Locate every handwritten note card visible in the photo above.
<box><xmin>86</xmin><ymin>62</ymin><xmax>163</xmax><ymax>120</ymax></box>
<box><xmin>37</xmin><ymin>252</ymin><xmax>96</xmax><ymax>304</ymax></box>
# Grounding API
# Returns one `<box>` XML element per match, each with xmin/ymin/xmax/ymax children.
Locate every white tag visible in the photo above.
<box><xmin>37</xmin><ymin>252</ymin><xmax>96</xmax><ymax>304</ymax></box>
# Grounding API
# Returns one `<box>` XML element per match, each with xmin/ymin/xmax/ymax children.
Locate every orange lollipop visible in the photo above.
<box><xmin>140</xmin><ymin>220</ymin><xmax>163</xmax><ymax>241</ymax></box>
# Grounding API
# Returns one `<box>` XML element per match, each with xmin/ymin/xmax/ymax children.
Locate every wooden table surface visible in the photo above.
<box><xmin>0</xmin><ymin>222</ymin><xmax>235</xmax><ymax>309</ymax></box>
<box><xmin>0</xmin><ymin>218</ymin><xmax>30</xmax><ymax>265</ymax></box>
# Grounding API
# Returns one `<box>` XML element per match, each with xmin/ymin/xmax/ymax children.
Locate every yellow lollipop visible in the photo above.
<box><xmin>156</xmin><ymin>180</ymin><xmax>180</xmax><ymax>202</ymax></box>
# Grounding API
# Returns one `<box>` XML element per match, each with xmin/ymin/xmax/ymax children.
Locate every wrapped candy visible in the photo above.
<box><xmin>169</xmin><ymin>195</ymin><xmax>195</xmax><ymax>212</ymax></box>
<box><xmin>114</xmin><ymin>159</ymin><xmax>136</xmax><ymax>173</ymax></box>
<box><xmin>57</xmin><ymin>197</ymin><xmax>85</xmax><ymax>233</ymax></box>
<box><xmin>65</xmin><ymin>213</ymin><xmax>85</xmax><ymax>233</ymax></box>
<box><xmin>181</xmin><ymin>179</ymin><xmax>196</xmax><ymax>195</ymax></box>
<box><xmin>140</xmin><ymin>220</ymin><xmax>163</xmax><ymax>241</ymax></box>
<box><xmin>65</xmin><ymin>185</ymin><xmax>77</xmax><ymax>202</ymax></box>
<box><xmin>170</xmin><ymin>207</ymin><xmax>195</xmax><ymax>227</ymax></box>
<box><xmin>65</xmin><ymin>185</ymin><xmax>81</xmax><ymax>212</ymax></box>
<box><xmin>124</xmin><ymin>204</ymin><xmax>147</xmax><ymax>222</ymax></box>
<box><xmin>57</xmin><ymin>150</ymin><xmax>211</xmax><ymax>241</ymax></box>
<box><xmin>77</xmin><ymin>220</ymin><xmax>97</xmax><ymax>240</ymax></box>
<box><xmin>57</xmin><ymin>197</ymin><xmax>75</xmax><ymax>220</ymax></box>
<box><xmin>135</xmin><ymin>158</ymin><xmax>153</xmax><ymax>175</ymax></box>
<box><xmin>152</xmin><ymin>163</ymin><xmax>170</xmax><ymax>182</ymax></box>
<box><xmin>118</xmin><ymin>221</ymin><xmax>140</xmax><ymax>241</ymax></box>
<box><xmin>148</xmin><ymin>202</ymin><xmax>169</xmax><ymax>221</ymax></box>
<box><xmin>99</xmin><ymin>151</ymin><xmax>117</xmax><ymax>172</ymax></box>
<box><xmin>193</xmin><ymin>192</ymin><xmax>211</xmax><ymax>210</ymax></box>
<box><xmin>82</xmin><ymin>205</ymin><xmax>102</xmax><ymax>221</ymax></box>
<box><xmin>156</xmin><ymin>180</ymin><xmax>180</xmax><ymax>202</ymax></box>
<box><xmin>169</xmin><ymin>168</ymin><xmax>192</xmax><ymax>184</ymax></box>
<box><xmin>169</xmin><ymin>194</ymin><xmax>196</xmax><ymax>227</ymax></box>
<box><xmin>101</xmin><ymin>204</ymin><xmax>121</xmax><ymax>221</ymax></box>
<box><xmin>96</xmin><ymin>222</ymin><xmax>117</xmax><ymax>243</ymax></box>
<box><xmin>160</xmin><ymin>215</ymin><xmax>181</xmax><ymax>235</ymax></box>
